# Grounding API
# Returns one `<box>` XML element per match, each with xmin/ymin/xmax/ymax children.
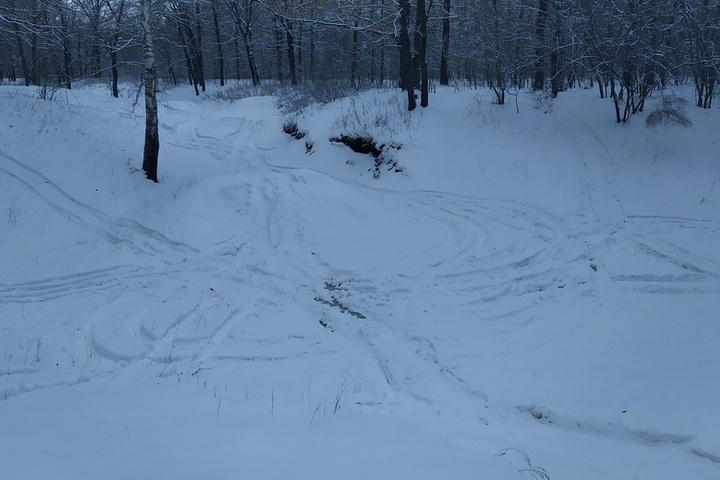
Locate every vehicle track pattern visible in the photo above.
<box><xmin>2</xmin><ymin>97</ymin><xmax>718</xmax><ymax>472</ymax></box>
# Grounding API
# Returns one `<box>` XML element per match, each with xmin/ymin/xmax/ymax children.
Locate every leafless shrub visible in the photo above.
<box><xmin>278</xmin><ymin>80</ymin><xmax>355</xmax><ymax>115</ymax></box>
<box><xmin>646</xmin><ymin>95</ymin><xmax>693</xmax><ymax>128</ymax></box>
<box><xmin>207</xmin><ymin>81</ymin><xmax>282</xmax><ymax>102</ymax></box>
<box><xmin>307</xmin><ymin>79</ymin><xmax>351</xmax><ymax>104</ymax></box>
<box><xmin>533</xmin><ymin>90</ymin><xmax>555</xmax><ymax>113</ymax></box>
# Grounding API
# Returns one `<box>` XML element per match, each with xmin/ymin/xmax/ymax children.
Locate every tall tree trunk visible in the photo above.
<box><xmin>417</xmin><ymin>0</ymin><xmax>429</xmax><ymax>107</ymax></box>
<box><xmin>29</xmin><ymin>2</ymin><xmax>44</xmax><ymax>86</ymax></box>
<box><xmin>110</xmin><ymin>49</ymin><xmax>119</xmax><ymax>96</ymax></box>
<box><xmin>109</xmin><ymin>0</ymin><xmax>126</xmax><ymax>98</ymax></box>
<box><xmin>297</xmin><ymin>24</ymin><xmax>303</xmax><ymax>81</ymax></box>
<box><xmin>211</xmin><ymin>0</ymin><xmax>225</xmax><ymax>86</ymax></box>
<box><xmin>90</xmin><ymin>0</ymin><xmax>102</xmax><ymax>78</ymax></box>
<box><xmin>177</xmin><ymin>26</ymin><xmax>200</xmax><ymax>94</ymax></box>
<box><xmin>60</xmin><ymin>13</ymin><xmax>73</xmax><ymax>89</ymax></box>
<box><xmin>243</xmin><ymin>29</ymin><xmax>260</xmax><ymax>85</ymax></box>
<box><xmin>274</xmin><ymin>22</ymin><xmax>283</xmax><ymax>82</ymax></box>
<box><xmin>398</xmin><ymin>0</ymin><xmax>416</xmax><ymax>111</ymax></box>
<box><xmin>533</xmin><ymin>0</ymin><xmax>548</xmax><ymax>90</ymax></box>
<box><xmin>350</xmin><ymin>20</ymin><xmax>359</xmax><ymax>87</ymax></box>
<box><xmin>378</xmin><ymin>0</ymin><xmax>385</xmax><ymax>85</ymax></box>
<box><xmin>285</xmin><ymin>20</ymin><xmax>297</xmax><ymax>85</ymax></box>
<box><xmin>379</xmin><ymin>45</ymin><xmax>385</xmax><ymax>85</ymax></box>
<box><xmin>309</xmin><ymin>25</ymin><xmax>315</xmax><ymax>81</ymax></box>
<box><xmin>550</xmin><ymin>30</ymin><xmax>559</xmax><ymax>97</ymax></box>
<box><xmin>234</xmin><ymin>31</ymin><xmax>242</xmax><ymax>80</ymax></box>
<box><xmin>412</xmin><ymin>1</ymin><xmax>421</xmax><ymax>88</ymax></box>
<box><xmin>140</xmin><ymin>0</ymin><xmax>159</xmax><ymax>182</ymax></box>
<box><xmin>229</xmin><ymin>0</ymin><xmax>260</xmax><ymax>84</ymax></box>
<box><xmin>439</xmin><ymin>0</ymin><xmax>451</xmax><ymax>85</ymax></box>
<box><xmin>194</xmin><ymin>1</ymin><xmax>206</xmax><ymax>92</ymax></box>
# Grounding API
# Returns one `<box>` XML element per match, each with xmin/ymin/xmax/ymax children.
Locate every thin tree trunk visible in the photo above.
<box><xmin>350</xmin><ymin>20</ymin><xmax>359</xmax><ymax>87</ymax></box>
<box><xmin>297</xmin><ymin>24</ymin><xmax>303</xmax><ymax>81</ymax></box>
<box><xmin>274</xmin><ymin>22</ymin><xmax>283</xmax><ymax>82</ymax></box>
<box><xmin>241</xmin><ymin>28</ymin><xmax>260</xmax><ymax>85</ymax></box>
<box><xmin>177</xmin><ymin>26</ymin><xmax>200</xmax><ymax>94</ymax></box>
<box><xmin>60</xmin><ymin>13</ymin><xmax>73</xmax><ymax>89</ymax></box>
<box><xmin>141</xmin><ymin>0</ymin><xmax>159</xmax><ymax>182</ymax></box>
<box><xmin>550</xmin><ymin>30</ymin><xmax>559</xmax><ymax>97</ymax></box>
<box><xmin>110</xmin><ymin>49</ymin><xmax>119</xmax><ymax>97</ymax></box>
<box><xmin>108</xmin><ymin>0</ymin><xmax>126</xmax><ymax>97</ymax></box>
<box><xmin>285</xmin><ymin>20</ymin><xmax>297</xmax><ymax>85</ymax></box>
<box><xmin>417</xmin><ymin>0</ymin><xmax>429</xmax><ymax>107</ymax></box>
<box><xmin>211</xmin><ymin>0</ymin><xmax>225</xmax><ymax>86</ymax></box>
<box><xmin>533</xmin><ymin>0</ymin><xmax>548</xmax><ymax>90</ymax></box>
<box><xmin>233</xmin><ymin>29</ymin><xmax>242</xmax><ymax>81</ymax></box>
<box><xmin>194</xmin><ymin>1</ymin><xmax>206</xmax><ymax>92</ymax></box>
<box><xmin>398</xmin><ymin>0</ymin><xmax>416</xmax><ymax>111</ymax></box>
<box><xmin>439</xmin><ymin>0</ymin><xmax>450</xmax><ymax>85</ymax></box>
<box><xmin>309</xmin><ymin>25</ymin><xmax>315</xmax><ymax>81</ymax></box>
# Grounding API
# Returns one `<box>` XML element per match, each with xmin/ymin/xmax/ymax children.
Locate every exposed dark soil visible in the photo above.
<box><xmin>329</xmin><ymin>134</ymin><xmax>403</xmax><ymax>178</ymax></box>
<box><xmin>283</xmin><ymin>121</ymin><xmax>306</xmax><ymax>140</ymax></box>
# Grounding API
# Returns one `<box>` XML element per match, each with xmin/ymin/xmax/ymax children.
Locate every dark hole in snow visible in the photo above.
<box><xmin>329</xmin><ymin>134</ymin><xmax>403</xmax><ymax>178</ymax></box>
<box><xmin>330</xmin><ymin>134</ymin><xmax>383</xmax><ymax>158</ymax></box>
<box><xmin>283</xmin><ymin>121</ymin><xmax>306</xmax><ymax>140</ymax></box>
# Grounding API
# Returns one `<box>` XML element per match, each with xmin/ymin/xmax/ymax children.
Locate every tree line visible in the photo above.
<box><xmin>1</xmin><ymin>0</ymin><xmax>718</xmax><ymax>179</ymax></box>
<box><xmin>2</xmin><ymin>1</ymin><xmax>718</xmax><ymax>109</ymax></box>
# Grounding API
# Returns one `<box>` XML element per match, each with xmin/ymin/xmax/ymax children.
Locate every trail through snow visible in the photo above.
<box><xmin>1</xmin><ymin>84</ymin><xmax>719</xmax><ymax>479</ymax></box>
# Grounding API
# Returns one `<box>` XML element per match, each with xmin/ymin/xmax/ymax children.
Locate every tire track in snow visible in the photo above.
<box><xmin>547</xmin><ymin>111</ymin><xmax>720</xmax><ymax>296</ymax></box>
<box><xmin>161</xmin><ymin>109</ymin><xmax>258</xmax><ymax>169</ymax></box>
<box><xmin>553</xmin><ymin>109</ymin><xmax>626</xmax><ymax>221</ymax></box>
<box><xmin>0</xmin><ymin>107</ymin><xmax>314</xmax><ymax>401</ymax></box>
<box><xmin>609</xmin><ymin>237</ymin><xmax>720</xmax><ymax>294</ymax></box>
<box><xmin>516</xmin><ymin>403</ymin><xmax>720</xmax><ymax>466</ymax></box>
<box><xmin>0</xmin><ymin>150</ymin><xmax>197</xmax><ymax>263</ymax></box>
<box><xmin>395</xmin><ymin>192</ymin><xmax>588</xmax><ymax>321</ymax></box>
<box><xmin>308</xmin><ymin>189</ymin><xmax>585</xmax><ymax>418</ymax></box>
<box><xmin>0</xmin><ymin>265</ymin><xmax>177</xmax><ymax>304</ymax></box>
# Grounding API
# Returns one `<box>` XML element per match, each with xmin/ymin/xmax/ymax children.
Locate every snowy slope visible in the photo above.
<box><xmin>1</xmin><ymin>82</ymin><xmax>719</xmax><ymax>479</ymax></box>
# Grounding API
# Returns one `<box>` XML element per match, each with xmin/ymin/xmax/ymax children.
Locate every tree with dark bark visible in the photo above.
<box><xmin>168</xmin><ymin>0</ymin><xmax>206</xmax><ymax>95</ymax></box>
<box><xmin>397</xmin><ymin>0</ymin><xmax>416</xmax><ymax>110</ymax></box>
<box><xmin>105</xmin><ymin>0</ymin><xmax>127</xmax><ymax>98</ymax></box>
<box><xmin>211</xmin><ymin>0</ymin><xmax>225</xmax><ymax>86</ymax></box>
<box><xmin>683</xmin><ymin>0</ymin><xmax>719</xmax><ymax>108</ymax></box>
<box><xmin>533</xmin><ymin>0</ymin><xmax>548</xmax><ymax>90</ymax></box>
<box><xmin>439</xmin><ymin>0</ymin><xmax>450</xmax><ymax>85</ymax></box>
<box><xmin>416</xmin><ymin>0</ymin><xmax>429</xmax><ymax>107</ymax></box>
<box><xmin>225</xmin><ymin>0</ymin><xmax>261</xmax><ymax>85</ymax></box>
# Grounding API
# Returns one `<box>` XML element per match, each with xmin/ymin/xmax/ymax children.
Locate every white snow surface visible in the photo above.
<box><xmin>1</xmin><ymin>82</ymin><xmax>719</xmax><ymax>479</ymax></box>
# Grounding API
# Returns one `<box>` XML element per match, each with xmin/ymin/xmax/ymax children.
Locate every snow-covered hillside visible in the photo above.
<box><xmin>1</xmin><ymin>82</ymin><xmax>719</xmax><ymax>479</ymax></box>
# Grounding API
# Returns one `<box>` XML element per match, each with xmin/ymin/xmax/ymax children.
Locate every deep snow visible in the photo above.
<box><xmin>1</xmin><ymin>81</ymin><xmax>719</xmax><ymax>479</ymax></box>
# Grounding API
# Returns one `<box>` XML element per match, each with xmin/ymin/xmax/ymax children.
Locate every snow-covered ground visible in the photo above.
<box><xmin>1</xmin><ymin>81</ymin><xmax>719</xmax><ymax>479</ymax></box>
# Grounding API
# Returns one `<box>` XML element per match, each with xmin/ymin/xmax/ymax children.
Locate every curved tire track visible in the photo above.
<box><xmin>0</xmin><ymin>150</ymin><xmax>197</xmax><ymax>264</ymax></box>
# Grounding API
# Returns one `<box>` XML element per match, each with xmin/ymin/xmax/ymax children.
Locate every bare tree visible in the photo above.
<box><xmin>439</xmin><ymin>0</ymin><xmax>450</xmax><ymax>85</ymax></box>
<box><xmin>140</xmin><ymin>0</ymin><xmax>159</xmax><ymax>182</ymax></box>
<box><xmin>397</xmin><ymin>0</ymin><xmax>416</xmax><ymax>110</ymax></box>
<box><xmin>105</xmin><ymin>0</ymin><xmax>128</xmax><ymax>97</ymax></box>
<box><xmin>682</xmin><ymin>0</ymin><xmax>719</xmax><ymax>108</ymax></box>
<box><xmin>569</xmin><ymin>0</ymin><xmax>679</xmax><ymax>122</ymax></box>
<box><xmin>533</xmin><ymin>0</ymin><xmax>548</xmax><ymax>90</ymax></box>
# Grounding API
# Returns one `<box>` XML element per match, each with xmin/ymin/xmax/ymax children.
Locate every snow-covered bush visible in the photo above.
<box><xmin>645</xmin><ymin>95</ymin><xmax>693</xmax><ymax>128</ymax></box>
<box><xmin>334</xmin><ymin>91</ymin><xmax>416</xmax><ymax>140</ymax></box>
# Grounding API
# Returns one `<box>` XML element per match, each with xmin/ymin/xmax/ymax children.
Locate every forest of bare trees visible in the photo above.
<box><xmin>0</xmin><ymin>0</ymin><xmax>718</xmax><ymax>115</ymax></box>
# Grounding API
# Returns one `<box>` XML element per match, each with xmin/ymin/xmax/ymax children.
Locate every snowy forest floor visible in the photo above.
<box><xmin>1</xmin><ymin>81</ymin><xmax>719</xmax><ymax>479</ymax></box>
